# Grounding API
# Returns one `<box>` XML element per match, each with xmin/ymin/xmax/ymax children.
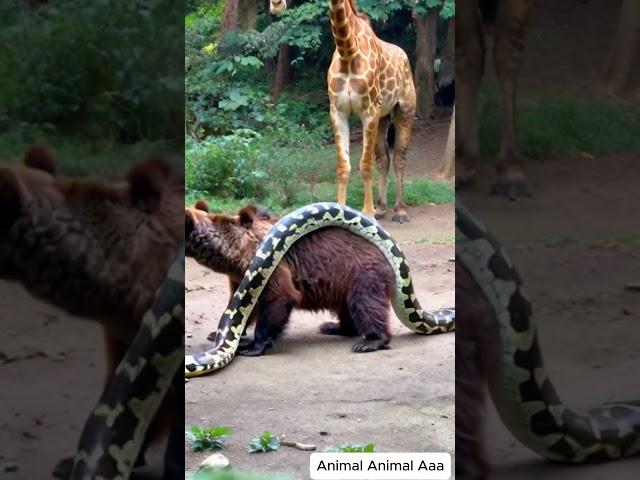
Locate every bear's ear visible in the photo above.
<box><xmin>238</xmin><ymin>205</ymin><xmax>272</xmax><ymax>228</ymax></box>
<box><xmin>237</xmin><ymin>205</ymin><xmax>259</xmax><ymax>228</ymax></box>
<box><xmin>126</xmin><ymin>158</ymin><xmax>171</xmax><ymax>213</ymax></box>
<box><xmin>23</xmin><ymin>144</ymin><xmax>56</xmax><ymax>175</ymax></box>
<box><xmin>0</xmin><ymin>169</ymin><xmax>25</xmax><ymax>231</ymax></box>
<box><xmin>194</xmin><ymin>199</ymin><xmax>209</xmax><ymax>212</ymax></box>
<box><xmin>185</xmin><ymin>209</ymin><xmax>196</xmax><ymax>238</ymax></box>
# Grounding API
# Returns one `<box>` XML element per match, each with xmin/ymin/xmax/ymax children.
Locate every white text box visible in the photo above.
<box><xmin>309</xmin><ymin>452</ymin><xmax>451</xmax><ymax>480</ymax></box>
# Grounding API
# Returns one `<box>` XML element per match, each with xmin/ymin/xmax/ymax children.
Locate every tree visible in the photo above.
<box><xmin>439</xmin><ymin>104</ymin><xmax>454</xmax><ymax>180</ymax></box>
<box><xmin>604</xmin><ymin>0</ymin><xmax>640</xmax><ymax>94</ymax></box>
<box><xmin>413</xmin><ymin>0</ymin><xmax>454</xmax><ymax>118</ymax></box>
<box><xmin>413</xmin><ymin>5</ymin><xmax>438</xmax><ymax>118</ymax></box>
<box><xmin>221</xmin><ymin>0</ymin><xmax>239</xmax><ymax>32</ymax></box>
<box><xmin>271</xmin><ymin>0</ymin><xmax>297</xmax><ymax>103</ymax></box>
<box><xmin>272</xmin><ymin>43</ymin><xmax>293</xmax><ymax>102</ymax></box>
<box><xmin>222</xmin><ymin>0</ymin><xmax>261</xmax><ymax>32</ymax></box>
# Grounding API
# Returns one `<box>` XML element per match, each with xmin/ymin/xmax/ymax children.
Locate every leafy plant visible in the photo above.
<box><xmin>186</xmin><ymin>426</ymin><xmax>232</xmax><ymax>452</ymax></box>
<box><xmin>325</xmin><ymin>443</ymin><xmax>376</xmax><ymax>453</ymax></box>
<box><xmin>190</xmin><ymin>470</ymin><xmax>295</xmax><ymax>480</ymax></box>
<box><xmin>248</xmin><ymin>431</ymin><xmax>280</xmax><ymax>453</ymax></box>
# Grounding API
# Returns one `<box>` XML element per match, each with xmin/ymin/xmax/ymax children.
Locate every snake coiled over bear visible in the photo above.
<box><xmin>455</xmin><ymin>201</ymin><xmax>640</xmax><ymax>463</ymax></box>
<box><xmin>70</xmin><ymin>245</ymin><xmax>185</xmax><ymax>480</ymax></box>
<box><xmin>185</xmin><ymin>202</ymin><xmax>455</xmax><ymax>377</ymax></box>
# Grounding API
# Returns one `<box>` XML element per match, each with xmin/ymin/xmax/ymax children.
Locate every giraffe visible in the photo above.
<box><xmin>270</xmin><ymin>0</ymin><xmax>417</xmax><ymax>223</ymax></box>
<box><xmin>457</xmin><ymin>0</ymin><xmax>534</xmax><ymax>199</ymax></box>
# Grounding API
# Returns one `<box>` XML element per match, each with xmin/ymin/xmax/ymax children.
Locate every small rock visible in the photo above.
<box><xmin>622</xmin><ymin>308</ymin><xmax>635</xmax><ymax>316</ymax></box>
<box><xmin>4</xmin><ymin>462</ymin><xmax>18</xmax><ymax>473</ymax></box>
<box><xmin>319</xmin><ymin>431</ymin><xmax>329</xmax><ymax>436</ymax></box>
<box><xmin>624</xmin><ymin>283</ymin><xmax>640</xmax><ymax>292</ymax></box>
<box><xmin>198</xmin><ymin>453</ymin><xmax>230</xmax><ymax>471</ymax></box>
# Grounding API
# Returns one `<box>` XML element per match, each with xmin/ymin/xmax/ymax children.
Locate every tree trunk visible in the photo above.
<box><xmin>239</xmin><ymin>0</ymin><xmax>261</xmax><ymax>31</ymax></box>
<box><xmin>271</xmin><ymin>44</ymin><xmax>293</xmax><ymax>103</ymax></box>
<box><xmin>439</xmin><ymin>105</ymin><xmax>455</xmax><ymax>180</ymax></box>
<box><xmin>445</xmin><ymin>18</ymin><xmax>454</xmax><ymax>56</ymax></box>
<box><xmin>223</xmin><ymin>0</ymin><xmax>260</xmax><ymax>32</ymax></box>
<box><xmin>604</xmin><ymin>0</ymin><xmax>640</xmax><ymax>94</ymax></box>
<box><xmin>221</xmin><ymin>0</ymin><xmax>239</xmax><ymax>32</ymax></box>
<box><xmin>270</xmin><ymin>0</ymin><xmax>296</xmax><ymax>102</ymax></box>
<box><xmin>414</xmin><ymin>10</ymin><xmax>438</xmax><ymax>119</ymax></box>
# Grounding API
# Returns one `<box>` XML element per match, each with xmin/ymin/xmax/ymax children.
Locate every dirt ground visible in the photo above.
<box><xmin>0</xmin><ymin>285</ymin><xmax>107</xmax><ymax>478</ymax></box>
<box><xmin>184</xmin><ymin>204</ymin><xmax>455</xmax><ymax>478</ymax></box>
<box><xmin>459</xmin><ymin>155</ymin><xmax>640</xmax><ymax>479</ymax></box>
<box><xmin>184</xmin><ymin>113</ymin><xmax>455</xmax><ymax>478</ymax></box>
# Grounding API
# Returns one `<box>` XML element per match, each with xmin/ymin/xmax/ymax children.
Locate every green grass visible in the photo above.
<box><xmin>186</xmin><ymin>175</ymin><xmax>453</xmax><ymax>216</ymax></box>
<box><xmin>185</xmin><ymin>133</ymin><xmax>453</xmax><ymax>215</ymax></box>
<box><xmin>189</xmin><ymin>470</ymin><xmax>295</xmax><ymax>480</ymax></box>
<box><xmin>416</xmin><ymin>235</ymin><xmax>455</xmax><ymax>245</ymax></box>
<box><xmin>0</xmin><ymin>129</ymin><xmax>182</xmax><ymax>178</ymax></box>
<box><xmin>478</xmin><ymin>90</ymin><xmax>640</xmax><ymax>161</ymax></box>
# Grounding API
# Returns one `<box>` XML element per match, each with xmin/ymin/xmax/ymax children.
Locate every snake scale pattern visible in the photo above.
<box><xmin>71</xmin><ymin>246</ymin><xmax>185</xmax><ymax>480</ymax></box>
<box><xmin>456</xmin><ymin>202</ymin><xmax>640</xmax><ymax>462</ymax></box>
<box><xmin>185</xmin><ymin>202</ymin><xmax>455</xmax><ymax>377</ymax></box>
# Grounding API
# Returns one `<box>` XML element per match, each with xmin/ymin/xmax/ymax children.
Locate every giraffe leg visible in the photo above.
<box><xmin>491</xmin><ymin>0</ymin><xmax>533</xmax><ymax>199</ymax></box>
<box><xmin>456</xmin><ymin>3</ymin><xmax>485</xmax><ymax>189</ymax></box>
<box><xmin>391</xmin><ymin>104</ymin><xmax>413</xmax><ymax>224</ymax></box>
<box><xmin>359</xmin><ymin>112</ymin><xmax>379</xmax><ymax>218</ymax></box>
<box><xmin>330</xmin><ymin>105</ymin><xmax>351</xmax><ymax>205</ymax></box>
<box><xmin>374</xmin><ymin>115</ymin><xmax>391</xmax><ymax>219</ymax></box>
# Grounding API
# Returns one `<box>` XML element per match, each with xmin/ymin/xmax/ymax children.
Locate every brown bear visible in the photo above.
<box><xmin>0</xmin><ymin>145</ymin><xmax>183</xmax><ymax>477</ymax></box>
<box><xmin>185</xmin><ymin>199</ymin><xmax>401</xmax><ymax>355</ymax></box>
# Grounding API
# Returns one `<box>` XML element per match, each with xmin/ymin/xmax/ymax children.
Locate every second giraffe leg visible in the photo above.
<box><xmin>491</xmin><ymin>0</ymin><xmax>533</xmax><ymax>199</ymax></box>
<box><xmin>456</xmin><ymin>2</ymin><xmax>485</xmax><ymax>188</ymax></box>
<box><xmin>330</xmin><ymin>105</ymin><xmax>351</xmax><ymax>205</ymax></box>
<box><xmin>359</xmin><ymin>113</ymin><xmax>380</xmax><ymax>217</ymax></box>
<box><xmin>391</xmin><ymin>106</ymin><xmax>413</xmax><ymax>223</ymax></box>
<box><xmin>374</xmin><ymin>115</ymin><xmax>391</xmax><ymax>219</ymax></box>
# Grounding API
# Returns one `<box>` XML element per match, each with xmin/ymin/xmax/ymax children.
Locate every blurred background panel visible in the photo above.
<box><xmin>456</xmin><ymin>0</ymin><xmax>640</xmax><ymax>479</ymax></box>
<box><xmin>0</xmin><ymin>1</ymin><xmax>184</xmax><ymax>478</ymax></box>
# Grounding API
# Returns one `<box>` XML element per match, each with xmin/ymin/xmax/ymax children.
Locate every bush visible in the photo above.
<box><xmin>0</xmin><ymin>0</ymin><xmax>182</xmax><ymax>142</ymax></box>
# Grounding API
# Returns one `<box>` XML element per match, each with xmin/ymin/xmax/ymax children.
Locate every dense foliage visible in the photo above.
<box><xmin>0</xmin><ymin>0</ymin><xmax>183</xmax><ymax>143</ymax></box>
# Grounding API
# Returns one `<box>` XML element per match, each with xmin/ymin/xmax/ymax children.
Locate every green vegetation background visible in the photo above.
<box><xmin>0</xmin><ymin>0</ymin><xmax>183</xmax><ymax>176</ymax></box>
<box><xmin>185</xmin><ymin>0</ymin><xmax>455</xmax><ymax>215</ymax></box>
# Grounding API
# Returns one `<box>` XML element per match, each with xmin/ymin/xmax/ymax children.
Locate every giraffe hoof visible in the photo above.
<box><xmin>374</xmin><ymin>207</ymin><xmax>386</xmax><ymax>219</ymax></box>
<box><xmin>456</xmin><ymin>167</ymin><xmax>477</xmax><ymax>189</ymax></box>
<box><xmin>361</xmin><ymin>209</ymin><xmax>376</xmax><ymax>219</ymax></box>
<box><xmin>52</xmin><ymin>457</ymin><xmax>73</xmax><ymax>480</ymax></box>
<box><xmin>391</xmin><ymin>211</ymin><xmax>410</xmax><ymax>224</ymax></box>
<box><xmin>490</xmin><ymin>177</ymin><xmax>532</xmax><ymax>200</ymax></box>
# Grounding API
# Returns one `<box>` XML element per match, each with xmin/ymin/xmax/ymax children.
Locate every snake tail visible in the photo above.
<box><xmin>456</xmin><ymin>202</ymin><xmax>640</xmax><ymax>462</ymax></box>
